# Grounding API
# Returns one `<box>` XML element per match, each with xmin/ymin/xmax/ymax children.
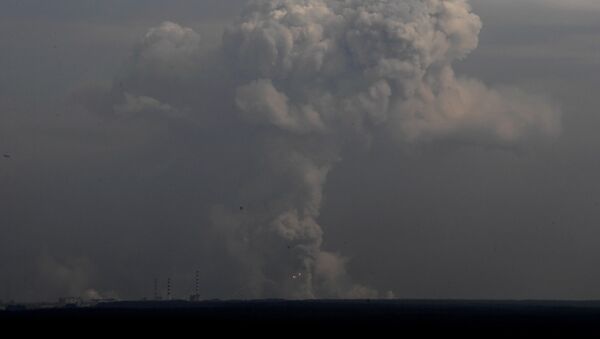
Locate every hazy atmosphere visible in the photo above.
<box><xmin>1</xmin><ymin>0</ymin><xmax>600</xmax><ymax>302</ymax></box>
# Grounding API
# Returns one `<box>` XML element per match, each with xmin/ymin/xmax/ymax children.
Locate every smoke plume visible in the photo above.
<box><xmin>79</xmin><ymin>0</ymin><xmax>560</xmax><ymax>298</ymax></box>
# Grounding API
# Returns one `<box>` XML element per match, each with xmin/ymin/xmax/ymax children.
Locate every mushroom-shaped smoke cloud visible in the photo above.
<box><xmin>82</xmin><ymin>0</ymin><xmax>561</xmax><ymax>299</ymax></box>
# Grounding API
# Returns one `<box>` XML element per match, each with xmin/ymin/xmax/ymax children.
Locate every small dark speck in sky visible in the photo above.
<box><xmin>3</xmin><ymin>154</ymin><xmax>11</xmax><ymax>159</ymax></box>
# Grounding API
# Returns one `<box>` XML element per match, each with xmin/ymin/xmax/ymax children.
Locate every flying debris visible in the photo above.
<box><xmin>3</xmin><ymin>154</ymin><xmax>10</xmax><ymax>159</ymax></box>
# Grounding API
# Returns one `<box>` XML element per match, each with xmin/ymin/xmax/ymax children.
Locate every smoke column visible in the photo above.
<box><xmin>84</xmin><ymin>0</ymin><xmax>561</xmax><ymax>298</ymax></box>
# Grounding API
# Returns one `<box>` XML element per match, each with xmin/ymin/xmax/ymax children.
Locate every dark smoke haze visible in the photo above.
<box><xmin>1</xmin><ymin>0</ymin><xmax>599</xmax><ymax>301</ymax></box>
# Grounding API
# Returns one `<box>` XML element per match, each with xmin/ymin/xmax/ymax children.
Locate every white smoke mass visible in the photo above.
<box><xmin>79</xmin><ymin>0</ymin><xmax>561</xmax><ymax>299</ymax></box>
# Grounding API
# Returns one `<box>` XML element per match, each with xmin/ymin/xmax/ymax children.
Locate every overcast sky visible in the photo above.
<box><xmin>1</xmin><ymin>0</ymin><xmax>600</xmax><ymax>302</ymax></box>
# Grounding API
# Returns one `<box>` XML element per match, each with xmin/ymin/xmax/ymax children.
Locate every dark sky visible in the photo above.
<box><xmin>1</xmin><ymin>0</ymin><xmax>600</xmax><ymax>302</ymax></box>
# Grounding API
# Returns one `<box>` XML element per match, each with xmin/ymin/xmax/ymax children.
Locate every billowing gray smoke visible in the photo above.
<box><xmin>83</xmin><ymin>0</ymin><xmax>560</xmax><ymax>298</ymax></box>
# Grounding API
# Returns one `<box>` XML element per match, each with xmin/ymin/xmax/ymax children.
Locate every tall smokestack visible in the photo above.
<box><xmin>153</xmin><ymin>278</ymin><xmax>159</xmax><ymax>301</ymax></box>
<box><xmin>167</xmin><ymin>278</ymin><xmax>171</xmax><ymax>300</ymax></box>
<box><xmin>195</xmin><ymin>270</ymin><xmax>199</xmax><ymax>298</ymax></box>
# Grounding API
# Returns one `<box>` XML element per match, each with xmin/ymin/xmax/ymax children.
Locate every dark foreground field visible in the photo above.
<box><xmin>3</xmin><ymin>300</ymin><xmax>600</xmax><ymax>335</ymax></box>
